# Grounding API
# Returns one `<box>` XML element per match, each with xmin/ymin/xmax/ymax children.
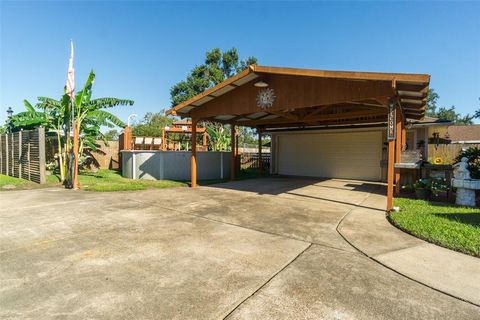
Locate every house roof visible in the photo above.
<box><xmin>409</xmin><ymin>117</ymin><xmax>452</xmax><ymax>127</ymax></box>
<box><xmin>166</xmin><ymin>65</ymin><xmax>430</xmax><ymax>129</ymax></box>
<box><xmin>446</xmin><ymin>125</ymin><xmax>480</xmax><ymax>143</ymax></box>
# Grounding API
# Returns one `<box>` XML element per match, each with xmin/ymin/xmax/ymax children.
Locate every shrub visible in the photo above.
<box><xmin>455</xmin><ymin>147</ymin><xmax>480</xmax><ymax>179</ymax></box>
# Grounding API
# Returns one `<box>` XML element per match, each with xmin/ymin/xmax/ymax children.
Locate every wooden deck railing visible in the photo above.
<box><xmin>240</xmin><ymin>152</ymin><xmax>271</xmax><ymax>171</ymax></box>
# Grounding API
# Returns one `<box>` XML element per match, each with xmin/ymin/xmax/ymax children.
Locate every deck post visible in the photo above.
<box><xmin>191</xmin><ymin>119</ymin><xmax>197</xmax><ymax>188</ymax></box>
<box><xmin>230</xmin><ymin>124</ymin><xmax>236</xmax><ymax>180</ymax></box>
<box><xmin>161</xmin><ymin>128</ymin><xmax>166</xmax><ymax>151</ymax></box>
<box><xmin>395</xmin><ymin>106</ymin><xmax>403</xmax><ymax>194</ymax></box>
<box><xmin>258</xmin><ymin>128</ymin><xmax>263</xmax><ymax>176</ymax></box>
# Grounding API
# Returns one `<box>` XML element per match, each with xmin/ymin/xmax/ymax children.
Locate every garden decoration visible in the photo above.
<box><xmin>452</xmin><ymin>157</ymin><xmax>479</xmax><ymax>207</ymax></box>
<box><xmin>256</xmin><ymin>88</ymin><xmax>276</xmax><ymax>110</ymax></box>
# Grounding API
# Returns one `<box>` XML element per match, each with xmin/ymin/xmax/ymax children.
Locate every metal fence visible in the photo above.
<box><xmin>240</xmin><ymin>152</ymin><xmax>271</xmax><ymax>171</ymax></box>
<box><xmin>0</xmin><ymin>128</ymin><xmax>46</xmax><ymax>184</ymax></box>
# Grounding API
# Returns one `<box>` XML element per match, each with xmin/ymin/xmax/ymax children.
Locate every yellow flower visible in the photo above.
<box><xmin>433</xmin><ymin>157</ymin><xmax>443</xmax><ymax>165</ymax></box>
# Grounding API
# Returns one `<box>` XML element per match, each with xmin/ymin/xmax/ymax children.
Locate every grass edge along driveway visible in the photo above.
<box><xmin>390</xmin><ymin>198</ymin><xmax>479</xmax><ymax>257</ymax></box>
<box><xmin>1</xmin><ymin>170</ymin><xmax>187</xmax><ymax>192</ymax></box>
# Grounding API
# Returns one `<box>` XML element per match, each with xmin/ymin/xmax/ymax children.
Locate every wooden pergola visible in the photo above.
<box><xmin>166</xmin><ymin>65</ymin><xmax>430</xmax><ymax>211</ymax></box>
<box><xmin>161</xmin><ymin>121</ymin><xmax>208</xmax><ymax>151</ymax></box>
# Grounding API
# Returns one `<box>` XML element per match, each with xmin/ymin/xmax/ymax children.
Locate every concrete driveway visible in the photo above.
<box><xmin>1</xmin><ymin>177</ymin><xmax>478</xmax><ymax>319</ymax></box>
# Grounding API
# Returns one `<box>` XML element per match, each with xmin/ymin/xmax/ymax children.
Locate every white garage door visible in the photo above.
<box><xmin>277</xmin><ymin>131</ymin><xmax>382</xmax><ymax>181</ymax></box>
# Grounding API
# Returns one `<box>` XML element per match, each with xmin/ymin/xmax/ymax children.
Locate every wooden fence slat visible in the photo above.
<box><xmin>0</xmin><ymin>128</ymin><xmax>46</xmax><ymax>184</ymax></box>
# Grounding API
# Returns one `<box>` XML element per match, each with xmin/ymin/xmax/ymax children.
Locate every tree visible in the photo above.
<box><xmin>103</xmin><ymin>129</ymin><xmax>119</xmax><ymax>141</ymax></box>
<box><xmin>170</xmin><ymin>48</ymin><xmax>258</xmax><ymax>150</ymax></box>
<box><xmin>10</xmin><ymin>70</ymin><xmax>133</xmax><ymax>182</ymax></box>
<box><xmin>425</xmin><ymin>89</ymin><xmax>477</xmax><ymax>124</ymax></box>
<box><xmin>132</xmin><ymin>111</ymin><xmax>173</xmax><ymax>137</ymax></box>
<box><xmin>170</xmin><ymin>48</ymin><xmax>257</xmax><ymax>106</ymax></box>
<box><xmin>426</xmin><ymin>89</ymin><xmax>440</xmax><ymax>117</ymax></box>
<box><xmin>206</xmin><ymin>123</ymin><xmax>230</xmax><ymax>151</ymax></box>
<box><xmin>435</xmin><ymin>106</ymin><xmax>475</xmax><ymax>125</ymax></box>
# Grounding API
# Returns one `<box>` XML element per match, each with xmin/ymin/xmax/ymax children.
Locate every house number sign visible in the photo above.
<box><xmin>387</xmin><ymin>101</ymin><xmax>396</xmax><ymax>141</ymax></box>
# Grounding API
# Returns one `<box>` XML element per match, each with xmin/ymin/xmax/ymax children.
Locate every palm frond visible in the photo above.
<box><xmin>75</xmin><ymin>70</ymin><xmax>96</xmax><ymax>109</ymax></box>
<box><xmin>90</xmin><ymin>109</ymin><xmax>126</xmax><ymax>128</ymax></box>
<box><xmin>23</xmin><ymin>100</ymin><xmax>36</xmax><ymax>113</ymax></box>
<box><xmin>37</xmin><ymin>97</ymin><xmax>62</xmax><ymax>109</ymax></box>
<box><xmin>90</xmin><ymin>98</ymin><xmax>134</xmax><ymax>109</ymax></box>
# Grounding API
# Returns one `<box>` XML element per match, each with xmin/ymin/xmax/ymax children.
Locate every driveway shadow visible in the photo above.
<box><xmin>207</xmin><ymin>176</ymin><xmax>386</xmax><ymax>211</ymax></box>
<box><xmin>208</xmin><ymin>175</ymin><xmax>385</xmax><ymax>195</ymax></box>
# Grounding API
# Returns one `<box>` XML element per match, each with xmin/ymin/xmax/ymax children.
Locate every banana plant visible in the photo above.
<box><xmin>206</xmin><ymin>123</ymin><xmax>231</xmax><ymax>151</ymax></box>
<box><xmin>9</xmin><ymin>69</ymin><xmax>134</xmax><ymax>182</ymax></box>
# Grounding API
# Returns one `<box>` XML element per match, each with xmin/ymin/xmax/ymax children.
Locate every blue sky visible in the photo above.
<box><xmin>1</xmin><ymin>1</ymin><xmax>479</xmax><ymax>126</ymax></box>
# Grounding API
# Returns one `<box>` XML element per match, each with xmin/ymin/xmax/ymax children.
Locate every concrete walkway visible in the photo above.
<box><xmin>338</xmin><ymin>191</ymin><xmax>480</xmax><ymax>306</ymax></box>
<box><xmin>1</xmin><ymin>177</ymin><xmax>479</xmax><ymax>319</ymax></box>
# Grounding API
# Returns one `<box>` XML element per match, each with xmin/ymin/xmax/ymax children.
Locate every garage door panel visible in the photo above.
<box><xmin>277</xmin><ymin>131</ymin><xmax>382</xmax><ymax>181</ymax></box>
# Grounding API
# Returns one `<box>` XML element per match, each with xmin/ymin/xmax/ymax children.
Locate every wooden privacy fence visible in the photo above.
<box><xmin>240</xmin><ymin>152</ymin><xmax>271</xmax><ymax>171</ymax></box>
<box><xmin>0</xmin><ymin>128</ymin><xmax>46</xmax><ymax>184</ymax></box>
<box><xmin>428</xmin><ymin>143</ymin><xmax>480</xmax><ymax>164</ymax></box>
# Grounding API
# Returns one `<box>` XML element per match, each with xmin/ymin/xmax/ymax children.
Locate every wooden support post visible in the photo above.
<box><xmin>191</xmin><ymin>119</ymin><xmax>197</xmax><ymax>188</ymax></box>
<box><xmin>395</xmin><ymin>107</ymin><xmax>402</xmax><ymax>194</ymax></box>
<box><xmin>73</xmin><ymin>121</ymin><xmax>79</xmax><ymax>190</ymax></box>
<box><xmin>235</xmin><ymin>128</ymin><xmax>239</xmax><ymax>176</ymax></box>
<box><xmin>161</xmin><ymin>128</ymin><xmax>166</xmax><ymax>151</ymax></box>
<box><xmin>202</xmin><ymin>130</ymin><xmax>207</xmax><ymax>148</ymax></box>
<box><xmin>401</xmin><ymin>125</ymin><xmax>407</xmax><ymax>151</ymax></box>
<box><xmin>258</xmin><ymin>129</ymin><xmax>263</xmax><ymax>176</ymax></box>
<box><xmin>387</xmin><ymin>139</ymin><xmax>395</xmax><ymax>211</ymax></box>
<box><xmin>230</xmin><ymin>124</ymin><xmax>236</xmax><ymax>180</ymax></box>
<box><xmin>386</xmin><ymin>97</ymin><xmax>396</xmax><ymax>212</ymax></box>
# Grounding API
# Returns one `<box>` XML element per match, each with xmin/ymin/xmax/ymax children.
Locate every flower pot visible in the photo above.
<box><xmin>415</xmin><ymin>188</ymin><xmax>430</xmax><ymax>200</ymax></box>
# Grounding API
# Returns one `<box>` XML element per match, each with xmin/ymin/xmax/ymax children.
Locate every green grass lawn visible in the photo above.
<box><xmin>0</xmin><ymin>174</ymin><xmax>32</xmax><ymax>189</ymax></box>
<box><xmin>1</xmin><ymin>170</ymin><xmax>187</xmax><ymax>192</ymax></box>
<box><xmin>78</xmin><ymin>169</ymin><xmax>187</xmax><ymax>192</ymax></box>
<box><xmin>390</xmin><ymin>198</ymin><xmax>480</xmax><ymax>257</ymax></box>
<box><xmin>1</xmin><ymin>167</ymin><xmax>267</xmax><ymax>192</ymax></box>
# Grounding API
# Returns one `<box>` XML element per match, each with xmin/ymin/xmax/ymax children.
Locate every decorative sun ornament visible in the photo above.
<box><xmin>256</xmin><ymin>88</ymin><xmax>276</xmax><ymax>110</ymax></box>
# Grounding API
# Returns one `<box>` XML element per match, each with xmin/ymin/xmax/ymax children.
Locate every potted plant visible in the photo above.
<box><xmin>429</xmin><ymin>177</ymin><xmax>449</xmax><ymax>200</ymax></box>
<box><xmin>413</xmin><ymin>178</ymin><xmax>430</xmax><ymax>199</ymax></box>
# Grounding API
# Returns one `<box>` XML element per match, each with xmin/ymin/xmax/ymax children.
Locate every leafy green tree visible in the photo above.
<box><xmin>426</xmin><ymin>89</ymin><xmax>440</xmax><ymax>117</ymax></box>
<box><xmin>103</xmin><ymin>129</ymin><xmax>119</xmax><ymax>141</ymax></box>
<box><xmin>170</xmin><ymin>48</ymin><xmax>258</xmax><ymax>150</ymax></box>
<box><xmin>435</xmin><ymin>106</ymin><xmax>475</xmax><ymax>125</ymax></box>
<box><xmin>206</xmin><ymin>123</ymin><xmax>231</xmax><ymax>151</ymax></box>
<box><xmin>133</xmin><ymin>111</ymin><xmax>174</xmax><ymax>137</ymax></box>
<box><xmin>170</xmin><ymin>47</ymin><xmax>257</xmax><ymax>106</ymax></box>
<box><xmin>425</xmin><ymin>89</ymin><xmax>477</xmax><ymax>124</ymax></box>
<box><xmin>10</xmin><ymin>70</ymin><xmax>133</xmax><ymax>181</ymax></box>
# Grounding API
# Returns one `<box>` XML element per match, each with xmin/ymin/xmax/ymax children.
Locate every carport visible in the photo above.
<box><xmin>166</xmin><ymin>65</ymin><xmax>430</xmax><ymax>211</ymax></box>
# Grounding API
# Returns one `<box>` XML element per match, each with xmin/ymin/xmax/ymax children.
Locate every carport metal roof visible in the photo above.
<box><xmin>166</xmin><ymin>65</ymin><xmax>430</xmax><ymax>129</ymax></box>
